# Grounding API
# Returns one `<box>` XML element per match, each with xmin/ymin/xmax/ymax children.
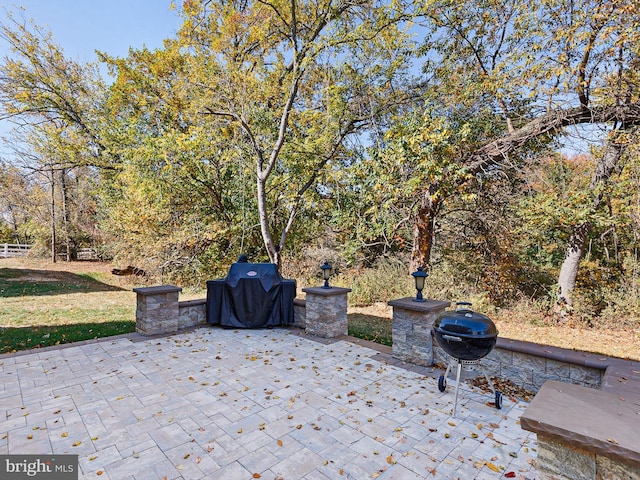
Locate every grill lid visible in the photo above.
<box><xmin>434</xmin><ymin>302</ymin><xmax>498</xmax><ymax>339</ymax></box>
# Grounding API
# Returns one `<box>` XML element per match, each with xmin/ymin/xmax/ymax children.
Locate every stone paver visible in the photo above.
<box><xmin>0</xmin><ymin>327</ymin><xmax>538</xmax><ymax>479</ymax></box>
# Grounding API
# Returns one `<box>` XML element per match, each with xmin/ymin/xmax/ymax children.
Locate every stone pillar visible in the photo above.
<box><xmin>133</xmin><ymin>285</ymin><xmax>182</xmax><ymax>336</ymax></box>
<box><xmin>302</xmin><ymin>286</ymin><xmax>351</xmax><ymax>338</ymax></box>
<box><xmin>388</xmin><ymin>297</ymin><xmax>449</xmax><ymax>366</ymax></box>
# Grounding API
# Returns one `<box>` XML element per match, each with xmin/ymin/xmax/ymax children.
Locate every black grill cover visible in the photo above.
<box><xmin>206</xmin><ymin>263</ymin><xmax>295</xmax><ymax>328</ymax></box>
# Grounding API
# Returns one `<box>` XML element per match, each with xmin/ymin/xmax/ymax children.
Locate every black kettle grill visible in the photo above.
<box><xmin>433</xmin><ymin>302</ymin><xmax>502</xmax><ymax>416</ymax></box>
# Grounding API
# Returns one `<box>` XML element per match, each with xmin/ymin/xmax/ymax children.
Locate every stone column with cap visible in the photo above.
<box><xmin>388</xmin><ymin>297</ymin><xmax>450</xmax><ymax>366</ymax></box>
<box><xmin>133</xmin><ymin>285</ymin><xmax>182</xmax><ymax>336</ymax></box>
<box><xmin>302</xmin><ymin>286</ymin><xmax>351</xmax><ymax>338</ymax></box>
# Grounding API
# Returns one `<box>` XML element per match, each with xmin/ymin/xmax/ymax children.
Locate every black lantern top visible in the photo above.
<box><xmin>411</xmin><ymin>266</ymin><xmax>428</xmax><ymax>302</ymax></box>
<box><xmin>321</xmin><ymin>261</ymin><xmax>333</xmax><ymax>288</ymax></box>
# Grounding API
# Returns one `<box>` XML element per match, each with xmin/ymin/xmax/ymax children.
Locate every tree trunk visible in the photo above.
<box><xmin>60</xmin><ymin>169</ymin><xmax>72</xmax><ymax>261</ymax></box>
<box><xmin>49</xmin><ymin>166</ymin><xmax>56</xmax><ymax>263</ymax></box>
<box><xmin>555</xmin><ymin>130</ymin><xmax>628</xmax><ymax>311</ymax></box>
<box><xmin>256</xmin><ymin>173</ymin><xmax>281</xmax><ymax>267</ymax></box>
<box><xmin>557</xmin><ymin>222</ymin><xmax>591</xmax><ymax>312</ymax></box>
<box><xmin>410</xmin><ymin>187</ymin><xmax>440</xmax><ymax>271</ymax></box>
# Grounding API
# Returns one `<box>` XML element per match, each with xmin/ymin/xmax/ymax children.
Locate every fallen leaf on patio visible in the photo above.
<box><xmin>132</xmin><ymin>451</ymin><xmax>140</xmax><ymax>458</ymax></box>
<box><xmin>477</xmin><ymin>423</ymin><xmax>483</xmax><ymax>430</ymax></box>
<box><xmin>277</xmin><ymin>439</ymin><xmax>283</xmax><ymax>447</ymax></box>
<box><xmin>195</xmin><ymin>456</ymin><xmax>202</xmax><ymax>464</ymax></box>
<box><xmin>504</xmin><ymin>472</ymin><xmax>516</xmax><ymax>478</ymax></box>
<box><xmin>386</xmin><ymin>454</ymin><xmax>396</xmax><ymax>464</ymax></box>
<box><xmin>177</xmin><ymin>464</ymin><xmax>183</xmax><ymax>470</ymax></box>
<box><xmin>89</xmin><ymin>456</ymin><xmax>97</xmax><ymax>461</ymax></box>
<box><xmin>72</xmin><ymin>441</ymin><xmax>81</xmax><ymax>447</ymax></box>
<box><xmin>485</xmin><ymin>461</ymin><xmax>499</xmax><ymax>472</ymax></box>
<box><xmin>489</xmin><ymin>422</ymin><xmax>500</xmax><ymax>429</ymax></box>
<box><xmin>444</xmin><ymin>433</ymin><xmax>450</xmax><ymax>438</ymax></box>
<box><xmin>27</xmin><ymin>435</ymin><xmax>33</xmax><ymax>440</ymax></box>
<box><xmin>253</xmin><ymin>474</ymin><xmax>261</xmax><ymax>478</ymax></box>
<box><xmin>54</xmin><ymin>410</ymin><xmax>61</xmax><ymax>414</ymax></box>
<box><xmin>183</xmin><ymin>453</ymin><xmax>190</xmax><ymax>459</ymax></box>
<box><xmin>207</xmin><ymin>446</ymin><xmax>214</xmax><ymax>453</ymax></box>
<box><xmin>347</xmin><ymin>391</ymin><xmax>356</xmax><ymax>396</ymax></box>
<box><xmin>91</xmin><ymin>437</ymin><xmax>98</xmax><ymax>441</ymax></box>
<box><xmin>237</xmin><ymin>428</ymin><xmax>243</xmax><ymax>434</ymax></box>
<box><xmin>471</xmin><ymin>432</ymin><xmax>478</xmax><ymax>438</ymax></box>
<box><xmin>296</xmin><ymin>424</ymin><xmax>302</xmax><ymax>429</ymax></box>
<box><xmin>607</xmin><ymin>438</ymin><xmax>619</xmax><ymax>444</ymax></box>
<box><xmin>447</xmin><ymin>421</ymin><xmax>456</xmax><ymax>426</ymax></box>
<box><xmin>509</xmin><ymin>452</ymin><xmax>518</xmax><ymax>458</ymax></box>
<box><xmin>287</xmin><ymin>414</ymin><xmax>294</xmax><ymax>419</ymax></box>
<box><xmin>1</xmin><ymin>434</ymin><xmax>7</xmax><ymax>440</ymax></box>
<box><xmin>61</xmin><ymin>432</ymin><xmax>68</xmax><ymax>438</ymax></box>
<box><xmin>97</xmin><ymin>471</ymin><xmax>103</xmax><ymax>476</ymax></box>
<box><xmin>339</xmin><ymin>469</ymin><xmax>344</xmax><ymax>475</ymax></box>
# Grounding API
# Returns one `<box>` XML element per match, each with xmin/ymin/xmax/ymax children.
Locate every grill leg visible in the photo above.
<box><xmin>443</xmin><ymin>362</ymin><xmax>452</xmax><ymax>381</ymax></box>
<box><xmin>481</xmin><ymin>368</ymin><xmax>496</xmax><ymax>395</ymax></box>
<box><xmin>453</xmin><ymin>360</ymin><xmax>462</xmax><ymax>417</ymax></box>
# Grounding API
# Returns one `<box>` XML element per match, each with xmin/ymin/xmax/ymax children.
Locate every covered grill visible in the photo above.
<box><xmin>433</xmin><ymin>302</ymin><xmax>502</xmax><ymax>416</ymax></box>
<box><xmin>206</xmin><ymin>261</ymin><xmax>296</xmax><ymax>328</ymax></box>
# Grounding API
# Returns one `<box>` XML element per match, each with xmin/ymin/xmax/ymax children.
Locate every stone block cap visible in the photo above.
<box><xmin>520</xmin><ymin>380</ymin><xmax>640</xmax><ymax>468</ymax></box>
<box><xmin>387</xmin><ymin>297</ymin><xmax>450</xmax><ymax>313</ymax></box>
<box><xmin>302</xmin><ymin>286</ymin><xmax>352</xmax><ymax>296</ymax></box>
<box><xmin>133</xmin><ymin>285</ymin><xmax>182</xmax><ymax>295</ymax></box>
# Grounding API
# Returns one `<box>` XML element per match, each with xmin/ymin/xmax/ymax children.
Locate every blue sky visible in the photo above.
<box><xmin>0</xmin><ymin>1</ymin><xmax>181</xmax><ymax>62</ymax></box>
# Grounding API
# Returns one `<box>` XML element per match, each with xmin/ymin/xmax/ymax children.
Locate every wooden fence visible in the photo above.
<box><xmin>0</xmin><ymin>243</ymin><xmax>33</xmax><ymax>258</ymax></box>
<box><xmin>1</xmin><ymin>244</ymin><xmax>98</xmax><ymax>260</ymax></box>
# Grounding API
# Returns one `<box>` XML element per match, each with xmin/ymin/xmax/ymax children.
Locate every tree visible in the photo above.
<box><xmin>0</xmin><ymin>10</ymin><xmax>107</xmax><ymax>164</ymax></box>
<box><xmin>0</xmin><ymin>10</ymin><xmax>110</xmax><ymax>260</ymax></box>
<box><xmin>176</xmin><ymin>0</ymin><xmax>415</xmax><ymax>266</ymax></box>
<box><xmin>403</xmin><ymin>0</ymin><xmax>640</xmax><ymax>308</ymax></box>
<box><xmin>0</xmin><ymin>162</ymin><xmax>31</xmax><ymax>244</ymax></box>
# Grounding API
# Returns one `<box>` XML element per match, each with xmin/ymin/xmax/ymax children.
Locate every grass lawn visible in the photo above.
<box><xmin>0</xmin><ymin>258</ymin><xmax>139</xmax><ymax>353</ymax></box>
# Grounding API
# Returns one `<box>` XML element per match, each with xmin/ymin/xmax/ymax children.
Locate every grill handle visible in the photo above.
<box><xmin>455</xmin><ymin>301</ymin><xmax>472</xmax><ymax>311</ymax></box>
<box><xmin>441</xmin><ymin>334</ymin><xmax>463</xmax><ymax>342</ymax></box>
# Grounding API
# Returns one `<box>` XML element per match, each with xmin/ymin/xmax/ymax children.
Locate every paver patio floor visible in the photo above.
<box><xmin>1</xmin><ymin>327</ymin><xmax>537</xmax><ymax>479</ymax></box>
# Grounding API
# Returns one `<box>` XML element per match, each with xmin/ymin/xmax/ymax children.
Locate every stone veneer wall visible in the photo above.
<box><xmin>293</xmin><ymin>298</ymin><xmax>306</xmax><ymax>328</ymax></box>
<box><xmin>535</xmin><ymin>435</ymin><xmax>639</xmax><ymax>480</ymax></box>
<box><xmin>432</xmin><ymin>341</ymin><xmax>604</xmax><ymax>392</ymax></box>
<box><xmin>178</xmin><ymin>299</ymin><xmax>207</xmax><ymax>329</ymax></box>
